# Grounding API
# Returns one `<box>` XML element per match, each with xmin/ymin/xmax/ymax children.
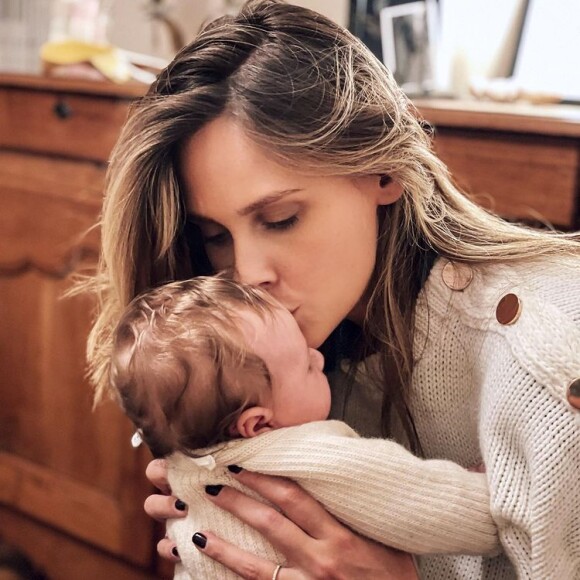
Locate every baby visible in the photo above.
<box><xmin>110</xmin><ymin>277</ymin><xmax>499</xmax><ymax>579</ymax></box>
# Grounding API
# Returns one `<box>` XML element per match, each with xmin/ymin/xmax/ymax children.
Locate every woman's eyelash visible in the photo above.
<box><xmin>202</xmin><ymin>215</ymin><xmax>299</xmax><ymax>245</ymax></box>
<box><xmin>263</xmin><ymin>215</ymin><xmax>299</xmax><ymax>231</ymax></box>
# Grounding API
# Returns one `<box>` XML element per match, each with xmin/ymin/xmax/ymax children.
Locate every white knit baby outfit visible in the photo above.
<box><xmin>168</xmin><ymin>420</ymin><xmax>497</xmax><ymax>579</ymax></box>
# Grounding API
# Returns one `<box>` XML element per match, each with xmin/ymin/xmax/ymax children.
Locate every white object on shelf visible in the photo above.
<box><xmin>49</xmin><ymin>0</ymin><xmax>112</xmax><ymax>44</ymax></box>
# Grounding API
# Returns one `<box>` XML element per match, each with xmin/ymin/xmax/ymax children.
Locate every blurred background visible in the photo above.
<box><xmin>2</xmin><ymin>0</ymin><xmax>578</xmax><ymax>98</ymax></box>
<box><xmin>0</xmin><ymin>1</ymin><xmax>578</xmax><ymax>579</ymax></box>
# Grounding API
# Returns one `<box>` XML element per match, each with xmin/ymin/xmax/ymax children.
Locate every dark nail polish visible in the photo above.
<box><xmin>227</xmin><ymin>465</ymin><xmax>243</xmax><ymax>474</ymax></box>
<box><xmin>205</xmin><ymin>484</ymin><xmax>223</xmax><ymax>496</ymax></box>
<box><xmin>175</xmin><ymin>499</ymin><xmax>187</xmax><ymax>511</ymax></box>
<box><xmin>171</xmin><ymin>547</ymin><xmax>179</xmax><ymax>558</ymax></box>
<box><xmin>192</xmin><ymin>532</ymin><xmax>207</xmax><ymax>549</ymax></box>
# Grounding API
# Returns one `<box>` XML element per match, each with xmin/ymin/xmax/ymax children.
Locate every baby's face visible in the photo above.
<box><xmin>239</xmin><ymin>306</ymin><xmax>331</xmax><ymax>427</ymax></box>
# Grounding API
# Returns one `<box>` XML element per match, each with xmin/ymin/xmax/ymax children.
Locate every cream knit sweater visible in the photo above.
<box><xmin>331</xmin><ymin>257</ymin><xmax>580</xmax><ymax>579</ymax></box>
<box><xmin>168</xmin><ymin>420</ymin><xmax>498</xmax><ymax>579</ymax></box>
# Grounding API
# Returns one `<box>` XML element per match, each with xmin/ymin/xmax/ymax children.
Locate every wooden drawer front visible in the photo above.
<box><xmin>0</xmin><ymin>87</ymin><xmax>131</xmax><ymax>162</ymax></box>
<box><xmin>434</xmin><ymin>129</ymin><xmax>579</xmax><ymax>228</ymax></box>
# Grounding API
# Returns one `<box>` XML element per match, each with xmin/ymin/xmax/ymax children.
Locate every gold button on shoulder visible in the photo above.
<box><xmin>496</xmin><ymin>293</ymin><xmax>522</xmax><ymax>325</ymax></box>
<box><xmin>441</xmin><ymin>261</ymin><xmax>474</xmax><ymax>291</ymax></box>
<box><xmin>567</xmin><ymin>378</ymin><xmax>580</xmax><ymax>410</ymax></box>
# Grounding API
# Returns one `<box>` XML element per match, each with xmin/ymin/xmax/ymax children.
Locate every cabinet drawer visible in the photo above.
<box><xmin>434</xmin><ymin>129</ymin><xmax>579</xmax><ymax>228</ymax></box>
<box><xmin>0</xmin><ymin>87</ymin><xmax>131</xmax><ymax>162</ymax></box>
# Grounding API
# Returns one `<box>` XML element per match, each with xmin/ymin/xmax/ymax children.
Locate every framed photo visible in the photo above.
<box><xmin>379</xmin><ymin>1</ymin><xmax>438</xmax><ymax>95</ymax></box>
<box><xmin>349</xmin><ymin>0</ymin><xmax>391</xmax><ymax>61</ymax></box>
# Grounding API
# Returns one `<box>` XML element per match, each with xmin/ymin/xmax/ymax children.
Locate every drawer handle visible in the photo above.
<box><xmin>53</xmin><ymin>100</ymin><xmax>73</xmax><ymax>120</ymax></box>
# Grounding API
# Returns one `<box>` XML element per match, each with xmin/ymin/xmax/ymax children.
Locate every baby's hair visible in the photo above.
<box><xmin>110</xmin><ymin>276</ymin><xmax>280</xmax><ymax>457</ymax></box>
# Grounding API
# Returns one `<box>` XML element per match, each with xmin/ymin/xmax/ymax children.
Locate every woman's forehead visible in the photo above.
<box><xmin>179</xmin><ymin>118</ymin><xmax>306</xmax><ymax>209</ymax></box>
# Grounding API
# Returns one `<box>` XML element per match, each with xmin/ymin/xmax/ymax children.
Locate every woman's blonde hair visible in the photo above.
<box><xmin>111</xmin><ymin>276</ymin><xmax>278</xmax><ymax>456</ymax></box>
<box><xmin>88</xmin><ymin>0</ymin><xmax>579</xmax><ymax>450</ymax></box>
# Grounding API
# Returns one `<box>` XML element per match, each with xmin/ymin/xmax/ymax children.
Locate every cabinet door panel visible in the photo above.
<box><xmin>0</xmin><ymin>506</ymin><xmax>157</xmax><ymax>580</ymax></box>
<box><xmin>0</xmin><ymin>151</ymin><xmax>102</xmax><ymax>275</ymax></box>
<box><xmin>0</xmin><ymin>154</ymin><xmax>155</xmax><ymax>567</ymax></box>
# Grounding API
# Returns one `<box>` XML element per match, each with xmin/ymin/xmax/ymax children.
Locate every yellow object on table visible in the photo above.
<box><xmin>40</xmin><ymin>40</ymin><xmax>131</xmax><ymax>83</ymax></box>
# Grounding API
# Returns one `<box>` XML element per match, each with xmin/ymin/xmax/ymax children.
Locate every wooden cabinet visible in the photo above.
<box><xmin>0</xmin><ymin>75</ymin><xmax>161</xmax><ymax>580</ymax></box>
<box><xmin>414</xmin><ymin>99</ymin><xmax>580</xmax><ymax>230</ymax></box>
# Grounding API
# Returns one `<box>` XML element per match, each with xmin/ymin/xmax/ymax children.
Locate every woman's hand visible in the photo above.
<box><xmin>144</xmin><ymin>458</ymin><xmax>188</xmax><ymax>563</ymax></box>
<box><xmin>194</xmin><ymin>468</ymin><xmax>418</xmax><ymax>580</ymax></box>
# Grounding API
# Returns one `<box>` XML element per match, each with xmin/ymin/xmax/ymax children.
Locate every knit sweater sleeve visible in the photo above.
<box><xmin>478</xmin><ymin>280</ymin><xmax>580</xmax><ymax>579</ymax></box>
<box><xmin>234</xmin><ymin>422</ymin><xmax>499</xmax><ymax>555</ymax></box>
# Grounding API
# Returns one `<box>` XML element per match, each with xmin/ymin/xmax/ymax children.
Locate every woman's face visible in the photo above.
<box><xmin>180</xmin><ymin>116</ymin><xmax>401</xmax><ymax>348</ymax></box>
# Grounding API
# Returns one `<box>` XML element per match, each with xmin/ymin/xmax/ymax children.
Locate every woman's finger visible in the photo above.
<box><xmin>157</xmin><ymin>537</ymin><xmax>182</xmax><ymax>563</ymax></box>
<box><xmin>144</xmin><ymin>493</ymin><xmax>188</xmax><ymax>522</ymax></box>
<box><xmin>192</xmin><ymin>530</ymin><xmax>289</xmax><ymax>580</ymax></box>
<box><xmin>204</xmin><ymin>483</ymin><xmax>312</xmax><ymax>564</ymax></box>
<box><xmin>230</xmin><ymin>469</ymin><xmax>338</xmax><ymax>538</ymax></box>
<box><xmin>145</xmin><ymin>458</ymin><xmax>171</xmax><ymax>494</ymax></box>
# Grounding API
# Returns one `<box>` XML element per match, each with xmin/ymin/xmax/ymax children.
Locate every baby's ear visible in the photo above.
<box><xmin>232</xmin><ymin>406</ymin><xmax>274</xmax><ymax>438</ymax></box>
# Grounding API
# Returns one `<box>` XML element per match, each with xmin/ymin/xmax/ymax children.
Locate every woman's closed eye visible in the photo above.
<box><xmin>262</xmin><ymin>214</ymin><xmax>299</xmax><ymax>231</ymax></box>
<box><xmin>202</xmin><ymin>216</ymin><xmax>297</xmax><ymax>244</ymax></box>
<box><xmin>259</xmin><ymin>201</ymin><xmax>301</xmax><ymax>232</ymax></box>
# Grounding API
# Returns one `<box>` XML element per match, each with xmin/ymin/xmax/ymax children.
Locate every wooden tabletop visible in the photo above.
<box><xmin>0</xmin><ymin>73</ymin><xmax>147</xmax><ymax>99</ymax></box>
<box><xmin>413</xmin><ymin>98</ymin><xmax>580</xmax><ymax>138</ymax></box>
<box><xmin>3</xmin><ymin>76</ymin><xmax>580</xmax><ymax>138</ymax></box>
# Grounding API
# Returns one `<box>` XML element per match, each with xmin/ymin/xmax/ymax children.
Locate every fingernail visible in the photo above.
<box><xmin>175</xmin><ymin>499</ymin><xmax>187</xmax><ymax>511</ymax></box>
<box><xmin>227</xmin><ymin>465</ymin><xmax>243</xmax><ymax>474</ymax></box>
<box><xmin>171</xmin><ymin>547</ymin><xmax>179</xmax><ymax>558</ymax></box>
<box><xmin>205</xmin><ymin>484</ymin><xmax>223</xmax><ymax>496</ymax></box>
<box><xmin>192</xmin><ymin>532</ymin><xmax>207</xmax><ymax>549</ymax></box>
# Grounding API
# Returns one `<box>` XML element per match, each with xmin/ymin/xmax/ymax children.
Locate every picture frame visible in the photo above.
<box><xmin>379</xmin><ymin>0</ymin><xmax>439</xmax><ymax>95</ymax></box>
<box><xmin>349</xmin><ymin>0</ymin><xmax>391</xmax><ymax>61</ymax></box>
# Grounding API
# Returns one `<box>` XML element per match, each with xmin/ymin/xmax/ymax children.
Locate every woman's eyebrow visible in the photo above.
<box><xmin>238</xmin><ymin>189</ymin><xmax>303</xmax><ymax>217</ymax></box>
<box><xmin>187</xmin><ymin>188</ymin><xmax>303</xmax><ymax>223</ymax></box>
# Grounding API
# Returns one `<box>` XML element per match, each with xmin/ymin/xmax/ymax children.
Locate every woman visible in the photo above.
<box><xmin>88</xmin><ymin>1</ymin><xmax>580</xmax><ymax>578</ymax></box>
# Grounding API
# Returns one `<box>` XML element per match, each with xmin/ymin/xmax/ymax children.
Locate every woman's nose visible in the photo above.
<box><xmin>233</xmin><ymin>242</ymin><xmax>277</xmax><ymax>288</ymax></box>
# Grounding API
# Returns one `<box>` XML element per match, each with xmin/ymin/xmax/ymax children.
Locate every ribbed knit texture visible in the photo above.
<box><xmin>347</xmin><ymin>258</ymin><xmax>580</xmax><ymax>579</ymax></box>
<box><xmin>170</xmin><ymin>257</ymin><xmax>580</xmax><ymax>579</ymax></box>
<box><xmin>168</xmin><ymin>421</ymin><xmax>498</xmax><ymax>579</ymax></box>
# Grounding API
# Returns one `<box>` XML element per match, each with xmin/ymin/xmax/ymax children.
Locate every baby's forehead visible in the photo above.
<box><xmin>235</xmin><ymin>305</ymin><xmax>303</xmax><ymax>370</ymax></box>
<box><xmin>234</xmin><ymin>306</ymin><xmax>283</xmax><ymax>344</ymax></box>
